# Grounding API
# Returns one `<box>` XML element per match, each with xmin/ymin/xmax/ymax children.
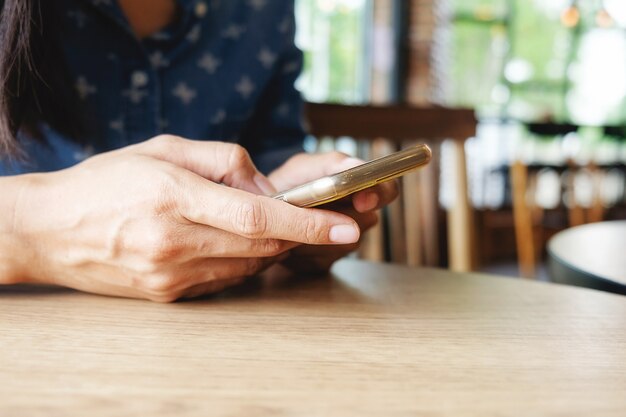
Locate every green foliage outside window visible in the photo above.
<box><xmin>295</xmin><ymin>0</ymin><xmax>370</xmax><ymax>104</ymax></box>
<box><xmin>449</xmin><ymin>0</ymin><xmax>626</xmax><ymax>126</ymax></box>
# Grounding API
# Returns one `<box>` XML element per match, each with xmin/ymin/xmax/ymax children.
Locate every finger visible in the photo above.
<box><xmin>352</xmin><ymin>180</ymin><xmax>399</xmax><ymax>213</ymax></box>
<box><xmin>181</xmin><ymin>277</ymin><xmax>247</xmax><ymax>299</ymax></box>
<box><xmin>330</xmin><ymin>207</ymin><xmax>379</xmax><ymax>232</ymax></box>
<box><xmin>283</xmin><ymin>210</ymin><xmax>376</xmax><ymax>259</ymax></box>
<box><xmin>281</xmin><ymin>210</ymin><xmax>377</xmax><ymax>261</ymax></box>
<box><xmin>175</xmin><ymin>224</ymin><xmax>300</xmax><ymax>260</ymax></box>
<box><xmin>280</xmin><ymin>253</ymin><xmax>342</xmax><ymax>275</ymax></box>
<box><xmin>135</xmin><ymin>135</ymin><xmax>276</xmax><ymax>195</ymax></box>
<box><xmin>143</xmin><ymin>256</ymin><xmax>280</xmax><ymax>300</ymax></box>
<box><xmin>179</xmin><ymin>176</ymin><xmax>361</xmax><ymax>244</ymax></box>
<box><xmin>288</xmin><ymin>241</ymin><xmax>360</xmax><ymax>258</ymax></box>
<box><xmin>184</xmin><ymin>255</ymin><xmax>279</xmax><ymax>290</ymax></box>
<box><xmin>269</xmin><ymin>151</ymin><xmax>363</xmax><ymax>191</ymax></box>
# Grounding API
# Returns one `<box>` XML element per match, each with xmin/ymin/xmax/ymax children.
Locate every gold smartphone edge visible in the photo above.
<box><xmin>274</xmin><ymin>144</ymin><xmax>432</xmax><ymax>208</ymax></box>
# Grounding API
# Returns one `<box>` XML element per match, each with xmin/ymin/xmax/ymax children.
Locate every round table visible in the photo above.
<box><xmin>2</xmin><ymin>259</ymin><xmax>626</xmax><ymax>416</ymax></box>
<box><xmin>548</xmin><ymin>220</ymin><xmax>626</xmax><ymax>295</ymax></box>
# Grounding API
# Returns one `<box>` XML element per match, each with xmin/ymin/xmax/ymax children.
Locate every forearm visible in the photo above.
<box><xmin>0</xmin><ymin>175</ymin><xmax>36</xmax><ymax>284</ymax></box>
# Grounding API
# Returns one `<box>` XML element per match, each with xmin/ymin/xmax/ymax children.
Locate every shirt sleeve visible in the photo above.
<box><xmin>239</xmin><ymin>14</ymin><xmax>307</xmax><ymax>175</ymax></box>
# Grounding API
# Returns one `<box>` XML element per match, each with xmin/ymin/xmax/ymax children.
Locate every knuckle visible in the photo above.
<box><xmin>231</xmin><ymin>198</ymin><xmax>268</xmax><ymax>238</ymax></box>
<box><xmin>244</xmin><ymin>258</ymin><xmax>265</xmax><ymax>275</ymax></box>
<box><xmin>227</xmin><ymin>144</ymin><xmax>252</xmax><ymax>171</ymax></box>
<box><xmin>151</xmin><ymin>134</ymin><xmax>179</xmax><ymax>150</ymax></box>
<box><xmin>146</xmin><ymin>135</ymin><xmax>186</xmax><ymax>161</ymax></box>
<box><xmin>142</xmin><ymin>272</ymin><xmax>179</xmax><ymax>297</ymax></box>
<box><xmin>151</xmin><ymin>172</ymin><xmax>181</xmax><ymax>211</ymax></box>
<box><xmin>303</xmin><ymin>216</ymin><xmax>326</xmax><ymax>244</ymax></box>
<box><xmin>143</xmin><ymin>224</ymin><xmax>183</xmax><ymax>263</ymax></box>
<box><xmin>255</xmin><ymin>239</ymin><xmax>284</xmax><ymax>257</ymax></box>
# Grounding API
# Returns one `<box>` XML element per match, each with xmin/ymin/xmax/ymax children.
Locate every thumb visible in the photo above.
<box><xmin>134</xmin><ymin>135</ymin><xmax>277</xmax><ymax>195</ymax></box>
<box><xmin>269</xmin><ymin>151</ymin><xmax>364</xmax><ymax>191</ymax></box>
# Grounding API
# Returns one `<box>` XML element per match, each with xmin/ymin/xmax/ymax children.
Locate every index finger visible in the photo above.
<box><xmin>352</xmin><ymin>180</ymin><xmax>399</xmax><ymax>213</ymax></box>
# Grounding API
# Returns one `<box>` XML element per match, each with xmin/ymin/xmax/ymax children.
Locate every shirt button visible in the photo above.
<box><xmin>195</xmin><ymin>1</ymin><xmax>208</xmax><ymax>18</ymax></box>
<box><xmin>131</xmin><ymin>71</ymin><xmax>148</xmax><ymax>87</ymax></box>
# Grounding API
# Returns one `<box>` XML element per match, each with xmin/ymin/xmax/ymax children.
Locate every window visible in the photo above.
<box><xmin>447</xmin><ymin>0</ymin><xmax>626</xmax><ymax>126</ymax></box>
<box><xmin>295</xmin><ymin>0</ymin><xmax>372</xmax><ymax>104</ymax></box>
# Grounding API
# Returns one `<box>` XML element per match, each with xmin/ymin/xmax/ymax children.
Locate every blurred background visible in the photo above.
<box><xmin>292</xmin><ymin>0</ymin><xmax>626</xmax><ymax>278</ymax></box>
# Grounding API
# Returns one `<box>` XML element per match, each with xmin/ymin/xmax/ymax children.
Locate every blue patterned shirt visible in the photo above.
<box><xmin>1</xmin><ymin>0</ymin><xmax>305</xmax><ymax>175</ymax></box>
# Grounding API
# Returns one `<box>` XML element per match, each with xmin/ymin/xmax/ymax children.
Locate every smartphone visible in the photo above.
<box><xmin>273</xmin><ymin>144</ymin><xmax>432</xmax><ymax>208</ymax></box>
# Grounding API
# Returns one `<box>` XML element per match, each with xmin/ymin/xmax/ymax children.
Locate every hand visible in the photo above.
<box><xmin>268</xmin><ymin>151</ymin><xmax>399</xmax><ymax>273</ymax></box>
<box><xmin>10</xmin><ymin>136</ymin><xmax>361</xmax><ymax>301</ymax></box>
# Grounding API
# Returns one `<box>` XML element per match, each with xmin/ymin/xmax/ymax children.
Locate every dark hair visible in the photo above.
<box><xmin>0</xmin><ymin>0</ymin><xmax>82</xmax><ymax>156</ymax></box>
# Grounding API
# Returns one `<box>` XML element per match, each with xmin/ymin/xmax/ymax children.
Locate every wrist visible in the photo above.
<box><xmin>0</xmin><ymin>174</ymin><xmax>42</xmax><ymax>284</ymax></box>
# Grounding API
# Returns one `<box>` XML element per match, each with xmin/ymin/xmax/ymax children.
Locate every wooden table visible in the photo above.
<box><xmin>548</xmin><ymin>220</ymin><xmax>626</xmax><ymax>295</ymax></box>
<box><xmin>2</xmin><ymin>259</ymin><xmax>626</xmax><ymax>416</ymax></box>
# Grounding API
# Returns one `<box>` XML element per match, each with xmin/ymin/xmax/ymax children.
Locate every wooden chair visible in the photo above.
<box><xmin>509</xmin><ymin>122</ymin><xmax>625</xmax><ymax>278</ymax></box>
<box><xmin>511</xmin><ymin>160</ymin><xmax>615</xmax><ymax>278</ymax></box>
<box><xmin>304</xmin><ymin>102</ymin><xmax>477</xmax><ymax>271</ymax></box>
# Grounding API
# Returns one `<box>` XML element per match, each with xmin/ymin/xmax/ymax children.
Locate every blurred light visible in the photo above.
<box><xmin>532</xmin><ymin>0</ymin><xmax>571</xmax><ymax>19</ymax></box>
<box><xmin>561</xmin><ymin>4</ymin><xmax>580</xmax><ymax>28</ymax></box>
<box><xmin>567</xmin><ymin>30</ymin><xmax>626</xmax><ymax>125</ymax></box>
<box><xmin>491</xmin><ymin>84</ymin><xmax>510</xmax><ymax>104</ymax></box>
<box><xmin>316</xmin><ymin>0</ymin><xmax>364</xmax><ymax>13</ymax></box>
<box><xmin>474</xmin><ymin>5</ymin><xmax>495</xmax><ymax>21</ymax></box>
<box><xmin>535</xmin><ymin>169</ymin><xmax>561</xmax><ymax>209</ymax></box>
<box><xmin>504</xmin><ymin>58</ymin><xmax>534</xmax><ymax>84</ymax></box>
<box><xmin>604</xmin><ymin>0</ymin><xmax>626</xmax><ymax>26</ymax></box>
<box><xmin>317</xmin><ymin>0</ymin><xmax>335</xmax><ymax>13</ymax></box>
<box><xmin>596</xmin><ymin>8</ymin><xmax>614</xmax><ymax>28</ymax></box>
<box><xmin>601</xmin><ymin>169</ymin><xmax>625</xmax><ymax>207</ymax></box>
<box><xmin>490</xmin><ymin>24</ymin><xmax>507</xmax><ymax>37</ymax></box>
<box><xmin>561</xmin><ymin>132</ymin><xmax>581</xmax><ymax>160</ymax></box>
<box><xmin>546</xmin><ymin>59</ymin><xmax>564</xmax><ymax>79</ymax></box>
<box><xmin>573</xmin><ymin>169</ymin><xmax>593</xmax><ymax>208</ymax></box>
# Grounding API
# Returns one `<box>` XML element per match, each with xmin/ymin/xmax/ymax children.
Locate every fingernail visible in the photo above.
<box><xmin>254</xmin><ymin>174</ymin><xmax>277</xmax><ymax>196</ymax></box>
<box><xmin>329</xmin><ymin>224</ymin><xmax>360</xmax><ymax>243</ymax></box>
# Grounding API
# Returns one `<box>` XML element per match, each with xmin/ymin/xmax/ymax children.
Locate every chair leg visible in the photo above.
<box><xmin>357</xmin><ymin>140</ymin><xmax>385</xmax><ymax>262</ymax></box>
<box><xmin>404</xmin><ymin>170</ymin><xmax>423</xmax><ymax>267</ymax></box>
<box><xmin>359</xmin><ymin>223</ymin><xmax>385</xmax><ymax>262</ymax></box>
<box><xmin>511</xmin><ymin>161</ymin><xmax>536</xmax><ymax>278</ymax></box>
<box><xmin>447</xmin><ymin>139</ymin><xmax>474</xmax><ymax>272</ymax></box>
<box><xmin>565</xmin><ymin>166</ymin><xmax>585</xmax><ymax>227</ymax></box>
<box><xmin>420</xmin><ymin>142</ymin><xmax>440</xmax><ymax>267</ymax></box>
<box><xmin>588</xmin><ymin>165</ymin><xmax>605</xmax><ymax>223</ymax></box>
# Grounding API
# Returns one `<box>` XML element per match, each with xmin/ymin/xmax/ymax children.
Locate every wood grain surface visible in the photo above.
<box><xmin>1</xmin><ymin>259</ymin><xmax>625</xmax><ymax>417</ymax></box>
